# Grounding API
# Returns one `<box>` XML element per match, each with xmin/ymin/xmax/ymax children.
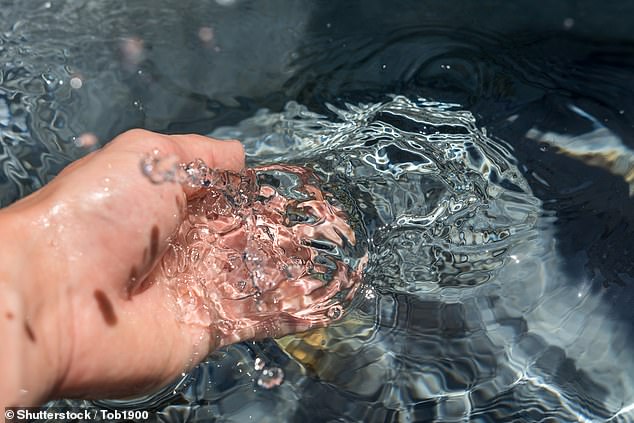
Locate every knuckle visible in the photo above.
<box><xmin>112</xmin><ymin>129</ymin><xmax>173</xmax><ymax>152</ymax></box>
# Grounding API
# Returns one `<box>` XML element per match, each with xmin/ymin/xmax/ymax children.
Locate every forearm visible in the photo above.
<box><xmin>0</xmin><ymin>206</ymin><xmax>64</xmax><ymax>408</ymax></box>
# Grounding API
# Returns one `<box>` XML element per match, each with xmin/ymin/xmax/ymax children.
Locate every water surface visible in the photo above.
<box><xmin>2</xmin><ymin>0</ymin><xmax>634</xmax><ymax>421</ymax></box>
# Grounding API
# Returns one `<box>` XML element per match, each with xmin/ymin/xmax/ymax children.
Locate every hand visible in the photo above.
<box><xmin>156</xmin><ymin>164</ymin><xmax>362</xmax><ymax>346</ymax></box>
<box><xmin>0</xmin><ymin>129</ymin><xmax>363</xmax><ymax>408</ymax></box>
<box><xmin>0</xmin><ymin>129</ymin><xmax>245</xmax><ymax>404</ymax></box>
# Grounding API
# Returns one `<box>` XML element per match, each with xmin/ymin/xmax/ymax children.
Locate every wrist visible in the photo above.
<box><xmin>0</xmin><ymin>202</ymin><xmax>70</xmax><ymax>406</ymax></box>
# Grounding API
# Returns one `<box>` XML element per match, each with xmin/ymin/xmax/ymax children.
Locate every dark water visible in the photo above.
<box><xmin>2</xmin><ymin>0</ymin><xmax>634</xmax><ymax>421</ymax></box>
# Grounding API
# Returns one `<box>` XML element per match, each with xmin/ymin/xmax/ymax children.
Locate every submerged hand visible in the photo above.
<box><xmin>155</xmin><ymin>164</ymin><xmax>362</xmax><ymax>347</ymax></box>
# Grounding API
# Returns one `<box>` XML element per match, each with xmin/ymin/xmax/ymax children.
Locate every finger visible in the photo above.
<box><xmin>89</xmin><ymin>131</ymin><xmax>243</xmax><ymax>296</ymax></box>
<box><xmin>169</xmin><ymin>134</ymin><xmax>245</xmax><ymax>172</ymax></box>
<box><xmin>107</xmin><ymin>129</ymin><xmax>245</xmax><ymax>173</ymax></box>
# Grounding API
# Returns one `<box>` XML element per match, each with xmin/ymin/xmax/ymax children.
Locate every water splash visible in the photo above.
<box><xmin>214</xmin><ymin>96</ymin><xmax>540</xmax><ymax>294</ymax></box>
<box><xmin>205</xmin><ymin>96</ymin><xmax>633</xmax><ymax>421</ymax></box>
<box><xmin>61</xmin><ymin>97</ymin><xmax>634</xmax><ymax>422</ymax></box>
<box><xmin>141</xmin><ymin>155</ymin><xmax>367</xmax><ymax>344</ymax></box>
<box><xmin>140</xmin><ymin>152</ymin><xmax>221</xmax><ymax>188</ymax></box>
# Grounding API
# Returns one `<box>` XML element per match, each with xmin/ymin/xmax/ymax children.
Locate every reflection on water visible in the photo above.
<box><xmin>3</xmin><ymin>0</ymin><xmax>634</xmax><ymax>421</ymax></box>
<box><xmin>210</xmin><ymin>97</ymin><xmax>631</xmax><ymax>422</ymax></box>
<box><xmin>70</xmin><ymin>97</ymin><xmax>634</xmax><ymax>422</ymax></box>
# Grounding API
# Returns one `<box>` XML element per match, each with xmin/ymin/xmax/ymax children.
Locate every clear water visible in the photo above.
<box><xmin>141</xmin><ymin>158</ymin><xmax>367</xmax><ymax>334</ymax></box>
<box><xmin>3</xmin><ymin>0</ymin><xmax>634</xmax><ymax>421</ymax></box>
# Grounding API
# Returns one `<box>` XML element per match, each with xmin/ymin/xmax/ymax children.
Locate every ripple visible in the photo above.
<box><xmin>207</xmin><ymin>97</ymin><xmax>633</xmax><ymax>421</ymax></box>
<box><xmin>143</xmin><ymin>161</ymin><xmax>367</xmax><ymax>342</ymax></box>
<box><xmin>215</xmin><ymin>96</ymin><xmax>541</xmax><ymax>295</ymax></box>
<box><xmin>42</xmin><ymin>96</ymin><xmax>634</xmax><ymax>422</ymax></box>
<box><xmin>12</xmin><ymin>2</ymin><xmax>633</xmax><ymax>418</ymax></box>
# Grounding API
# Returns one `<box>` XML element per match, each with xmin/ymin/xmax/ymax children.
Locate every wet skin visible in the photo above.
<box><xmin>0</xmin><ymin>129</ymin><xmax>309</xmax><ymax>407</ymax></box>
<box><xmin>157</xmin><ymin>164</ymin><xmax>362</xmax><ymax>346</ymax></box>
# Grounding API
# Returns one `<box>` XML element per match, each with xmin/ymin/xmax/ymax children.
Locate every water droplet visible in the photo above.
<box><xmin>563</xmin><ymin>18</ymin><xmax>575</xmax><ymax>30</ymax></box>
<box><xmin>41</xmin><ymin>72</ymin><xmax>58</xmax><ymax>89</ymax></box>
<box><xmin>141</xmin><ymin>152</ymin><xmax>181</xmax><ymax>184</ymax></box>
<box><xmin>198</xmin><ymin>26</ymin><xmax>214</xmax><ymax>43</ymax></box>
<box><xmin>327</xmin><ymin>305</ymin><xmax>343</xmax><ymax>320</ymax></box>
<box><xmin>183</xmin><ymin>159</ymin><xmax>211</xmax><ymax>186</ymax></box>
<box><xmin>74</xmin><ymin>132</ymin><xmax>98</xmax><ymax>148</ymax></box>
<box><xmin>364</xmin><ymin>288</ymin><xmax>376</xmax><ymax>300</ymax></box>
<box><xmin>257</xmin><ymin>367</ymin><xmax>284</xmax><ymax>389</ymax></box>
<box><xmin>70</xmin><ymin>76</ymin><xmax>83</xmax><ymax>89</ymax></box>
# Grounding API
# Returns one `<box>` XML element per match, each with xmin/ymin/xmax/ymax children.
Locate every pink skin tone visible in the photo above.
<box><xmin>0</xmin><ymin>129</ymin><xmax>361</xmax><ymax>408</ymax></box>
<box><xmin>158</xmin><ymin>165</ymin><xmax>361</xmax><ymax>346</ymax></box>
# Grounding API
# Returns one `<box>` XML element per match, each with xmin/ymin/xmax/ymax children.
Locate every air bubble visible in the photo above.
<box><xmin>257</xmin><ymin>367</ymin><xmax>284</xmax><ymax>389</ymax></box>
<box><xmin>327</xmin><ymin>305</ymin><xmax>343</xmax><ymax>320</ymax></box>
<box><xmin>70</xmin><ymin>76</ymin><xmax>83</xmax><ymax>89</ymax></box>
<box><xmin>189</xmin><ymin>247</ymin><xmax>200</xmax><ymax>263</ymax></box>
<box><xmin>364</xmin><ymin>287</ymin><xmax>376</xmax><ymax>300</ymax></box>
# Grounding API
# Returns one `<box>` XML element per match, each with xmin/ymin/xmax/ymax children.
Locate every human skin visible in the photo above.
<box><xmin>0</xmin><ymin>129</ymin><xmax>250</xmax><ymax>407</ymax></box>
<box><xmin>158</xmin><ymin>164</ymin><xmax>362</xmax><ymax>347</ymax></box>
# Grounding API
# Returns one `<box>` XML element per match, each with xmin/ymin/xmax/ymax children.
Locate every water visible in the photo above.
<box><xmin>143</xmin><ymin>159</ymin><xmax>366</xmax><ymax>338</ymax></box>
<box><xmin>2</xmin><ymin>0</ymin><xmax>634</xmax><ymax>421</ymax></box>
